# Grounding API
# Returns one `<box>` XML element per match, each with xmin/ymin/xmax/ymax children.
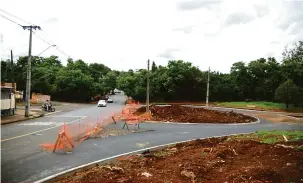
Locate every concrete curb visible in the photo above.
<box><xmin>34</xmin><ymin>132</ymin><xmax>254</xmax><ymax>183</ymax></box>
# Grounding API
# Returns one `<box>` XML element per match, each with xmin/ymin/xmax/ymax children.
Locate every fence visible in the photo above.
<box><xmin>40</xmin><ymin>100</ymin><xmax>151</xmax><ymax>153</ymax></box>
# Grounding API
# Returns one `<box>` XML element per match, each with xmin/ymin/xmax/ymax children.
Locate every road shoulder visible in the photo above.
<box><xmin>1</xmin><ymin>109</ymin><xmax>44</xmax><ymax>125</ymax></box>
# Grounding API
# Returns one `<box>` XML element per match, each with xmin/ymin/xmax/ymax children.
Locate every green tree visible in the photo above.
<box><xmin>1</xmin><ymin>59</ymin><xmax>12</xmax><ymax>82</ymax></box>
<box><xmin>54</xmin><ymin>68</ymin><xmax>94</xmax><ymax>102</ymax></box>
<box><xmin>281</xmin><ymin>41</ymin><xmax>303</xmax><ymax>88</ymax></box>
<box><xmin>102</xmin><ymin>71</ymin><xmax>117</xmax><ymax>94</ymax></box>
<box><xmin>230</xmin><ymin>61</ymin><xmax>252</xmax><ymax>100</ymax></box>
<box><xmin>89</xmin><ymin>63</ymin><xmax>111</xmax><ymax>82</ymax></box>
<box><xmin>275</xmin><ymin>80</ymin><xmax>301</xmax><ymax>108</ymax></box>
<box><xmin>151</xmin><ymin>61</ymin><xmax>157</xmax><ymax>72</ymax></box>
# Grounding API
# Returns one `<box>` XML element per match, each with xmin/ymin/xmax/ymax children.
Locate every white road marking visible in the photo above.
<box><xmin>32</xmin><ymin>134</ymin><xmax>43</xmax><ymax>136</ymax></box>
<box><xmin>1</xmin><ymin>116</ymin><xmax>87</xmax><ymax>142</ymax></box>
<box><xmin>45</xmin><ymin>115</ymin><xmax>86</xmax><ymax>118</ymax></box>
<box><xmin>44</xmin><ymin>110</ymin><xmax>62</xmax><ymax>116</ymax></box>
<box><xmin>18</xmin><ymin>122</ymin><xmax>65</xmax><ymax>126</ymax></box>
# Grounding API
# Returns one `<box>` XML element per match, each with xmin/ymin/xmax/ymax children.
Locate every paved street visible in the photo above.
<box><xmin>1</xmin><ymin>97</ymin><xmax>303</xmax><ymax>183</ymax></box>
<box><xmin>1</xmin><ymin>94</ymin><xmax>127</xmax><ymax>183</ymax></box>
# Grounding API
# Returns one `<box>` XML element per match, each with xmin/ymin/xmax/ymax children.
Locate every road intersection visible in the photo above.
<box><xmin>1</xmin><ymin>95</ymin><xmax>303</xmax><ymax>182</ymax></box>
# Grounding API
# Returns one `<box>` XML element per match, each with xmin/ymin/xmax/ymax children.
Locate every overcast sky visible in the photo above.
<box><xmin>1</xmin><ymin>0</ymin><xmax>302</xmax><ymax>73</ymax></box>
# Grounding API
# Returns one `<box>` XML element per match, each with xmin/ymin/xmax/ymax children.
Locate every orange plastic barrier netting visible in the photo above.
<box><xmin>40</xmin><ymin>115</ymin><xmax>113</xmax><ymax>152</ymax></box>
<box><xmin>113</xmin><ymin>101</ymin><xmax>151</xmax><ymax>122</ymax></box>
<box><xmin>40</xmin><ymin>100</ymin><xmax>150</xmax><ymax>153</ymax></box>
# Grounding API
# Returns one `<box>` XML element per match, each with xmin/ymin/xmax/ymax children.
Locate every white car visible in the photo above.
<box><xmin>97</xmin><ymin>100</ymin><xmax>107</xmax><ymax>107</ymax></box>
<box><xmin>107</xmin><ymin>98</ymin><xmax>113</xmax><ymax>103</ymax></box>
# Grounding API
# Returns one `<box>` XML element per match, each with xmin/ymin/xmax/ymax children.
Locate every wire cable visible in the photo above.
<box><xmin>32</xmin><ymin>31</ymin><xmax>70</xmax><ymax>57</ymax></box>
<box><xmin>32</xmin><ymin>31</ymin><xmax>53</xmax><ymax>45</ymax></box>
<box><xmin>0</xmin><ymin>8</ymin><xmax>33</xmax><ymax>25</ymax></box>
<box><xmin>1</xmin><ymin>10</ymin><xmax>71</xmax><ymax>58</ymax></box>
<box><xmin>0</xmin><ymin>13</ymin><xmax>23</xmax><ymax>28</ymax></box>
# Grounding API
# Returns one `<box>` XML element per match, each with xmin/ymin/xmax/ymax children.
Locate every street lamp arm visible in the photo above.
<box><xmin>37</xmin><ymin>44</ymin><xmax>56</xmax><ymax>56</ymax></box>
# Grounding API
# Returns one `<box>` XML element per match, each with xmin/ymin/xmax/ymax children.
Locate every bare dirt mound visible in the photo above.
<box><xmin>148</xmin><ymin>105</ymin><xmax>256</xmax><ymax>123</ymax></box>
<box><xmin>55</xmin><ymin>136</ymin><xmax>303</xmax><ymax>183</ymax></box>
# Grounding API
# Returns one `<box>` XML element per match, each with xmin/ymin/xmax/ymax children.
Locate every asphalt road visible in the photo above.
<box><xmin>1</xmin><ymin>94</ymin><xmax>127</xmax><ymax>183</ymax></box>
<box><xmin>1</xmin><ymin>97</ymin><xmax>303</xmax><ymax>183</ymax></box>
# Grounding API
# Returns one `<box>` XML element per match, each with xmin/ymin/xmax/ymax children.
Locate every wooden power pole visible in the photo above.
<box><xmin>23</xmin><ymin>25</ymin><xmax>41</xmax><ymax>117</ymax></box>
<box><xmin>146</xmin><ymin>59</ymin><xmax>150</xmax><ymax>112</ymax></box>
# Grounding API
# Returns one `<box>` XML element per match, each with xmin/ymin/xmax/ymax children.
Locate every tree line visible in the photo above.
<box><xmin>116</xmin><ymin>41</ymin><xmax>303</xmax><ymax>108</ymax></box>
<box><xmin>1</xmin><ymin>56</ymin><xmax>118</xmax><ymax>102</ymax></box>
<box><xmin>1</xmin><ymin>41</ymin><xmax>302</xmax><ymax>108</ymax></box>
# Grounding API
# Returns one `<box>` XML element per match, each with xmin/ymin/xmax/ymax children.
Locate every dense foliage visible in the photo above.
<box><xmin>116</xmin><ymin>41</ymin><xmax>303</xmax><ymax>108</ymax></box>
<box><xmin>1</xmin><ymin>56</ymin><xmax>117</xmax><ymax>102</ymax></box>
<box><xmin>1</xmin><ymin>41</ymin><xmax>302</xmax><ymax>107</ymax></box>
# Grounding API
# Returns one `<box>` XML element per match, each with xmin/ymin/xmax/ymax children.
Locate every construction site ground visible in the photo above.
<box><xmin>136</xmin><ymin>105</ymin><xmax>256</xmax><ymax>123</ymax></box>
<box><xmin>54</xmin><ymin>130</ymin><xmax>303</xmax><ymax>183</ymax></box>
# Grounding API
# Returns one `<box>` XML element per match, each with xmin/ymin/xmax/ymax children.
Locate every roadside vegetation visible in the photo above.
<box><xmin>116</xmin><ymin>41</ymin><xmax>303</xmax><ymax>110</ymax></box>
<box><xmin>234</xmin><ymin>130</ymin><xmax>303</xmax><ymax>144</ymax></box>
<box><xmin>1</xmin><ymin>57</ymin><xmax>118</xmax><ymax>102</ymax></box>
<box><xmin>1</xmin><ymin>41</ymin><xmax>303</xmax><ymax>109</ymax></box>
<box><xmin>215</xmin><ymin>101</ymin><xmax>303</xmax><ymax>112</ymax></box>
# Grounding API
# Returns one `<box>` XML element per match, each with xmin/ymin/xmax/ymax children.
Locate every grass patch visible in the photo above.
<box><xmin>234</xmin><ymin>130</ymin><xmax>303</xmax><ymax>144</ymax></box>
<box><xmin>201</xmin><ymin>151</ymin><xmax>208</xmax><ymax>157</ymax></box>
<box><xmin>216</xmin><ymin>101</ymin><xmax>303</xmax><ymax>112</ymax></box>
<box><xmin>153</xmin><ymin>150</ymin><xmax>173</xmax><ymax>157</ymax></box>
<box><xmin>216</xmin><ymin>101</ymin><xmax>285</xmax><ymax>110</ymax></box>
<box><xmin>295</xmin><ymin>146</ymin><xmax>303</xmax><ymax>151</ymax></box>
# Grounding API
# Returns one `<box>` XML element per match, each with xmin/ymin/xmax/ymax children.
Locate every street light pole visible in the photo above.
<box><xmin>206</xmin><ymin>67</ymin><xmax>210</xmax><ymax>107</ymax></box>
<box><xmin>146</xmin><ymin>59</ymin><xmax>150</xmax><ymax>113</ymax></box>
<box><xmin>38</xmin><ymin>44</ymin><xmax>56</xmax><ymax>56</ymax></box>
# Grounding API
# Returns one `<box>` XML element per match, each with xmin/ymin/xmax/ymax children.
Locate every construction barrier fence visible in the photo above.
<box><xmin>40</xmin><ymin>100</ymin><xmax>151</xmax><ymax>153</ymax></box>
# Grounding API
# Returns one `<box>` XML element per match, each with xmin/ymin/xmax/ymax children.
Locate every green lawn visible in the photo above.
<box><xmin>216</xmin><ymin>101</ymin><xmax>287</xmax><ymax>110</ymax></box>
<box><xmin>234</xmin><ymin>130</ymin><xmax>303</xmax><ymax>146</ymax></box>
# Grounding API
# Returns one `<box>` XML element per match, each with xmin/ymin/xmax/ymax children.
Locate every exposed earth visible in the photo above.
<box><xmin>54</xmin><ymin>130</ymin><xmax>303</xmax><ymax>183</ymax></box>
<box><xmin>137</xmin><ymin>105</ymin><xmax>256</xmax><ymax>123</ymax></box>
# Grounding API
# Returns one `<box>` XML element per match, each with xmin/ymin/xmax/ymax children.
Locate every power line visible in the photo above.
<box><xmin>0</xmin><ymin>13</ymin><xmax>23</xmax><ymax>27</ymax></box>
<box><xmin>32</xmin><ymin>31</ymin><xmax>70</xmax><ymax>57</ymax></box>
<box><xmin>56</xmin><ymin>47</ymin><xmax>70</xmax><ymax>57</ymax></box>
<box><xmin>32</xmin><ymin>31</ymin><xmax>53</xmax><ymax>45</ymax></box>
<box><xmin>1</xmin><ymin>10</ymin><xmax>70</xmax><ymax>58</ymax></box>
<box><xmin>0</xmin><ymin>8</ymin><xmax>33</xmax><ymax>25</ymax></box>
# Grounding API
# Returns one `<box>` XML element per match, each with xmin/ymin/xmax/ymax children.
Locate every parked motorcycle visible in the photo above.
<box><xmin>41</xmin><ymin>104</ymin><xmax>55</xmax><ymax>112</ymax></box>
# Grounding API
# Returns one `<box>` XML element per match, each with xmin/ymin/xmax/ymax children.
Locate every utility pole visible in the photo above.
<box><xmin>11</xmin><ymin>50</ymin><xmax>16</xmax><ymax>111</ymax></box>
<box><xmin>206</xmin><ymin>67</ymin><xmax>210</xmax><ymax>107</ymax></box>
<box><xmin>11</xmin><ymin>50</ymin><xmax>14</xmax><ymax>87</ymax></box>
<box><xmin>146</xmin><ymin>59</ymin><xmax>150</xmax><ymax>113</ymax></box>
<box><xmin>23</xmin><ymin>25</ymin><xmax>41</xmax><ymax>117</ymax></box>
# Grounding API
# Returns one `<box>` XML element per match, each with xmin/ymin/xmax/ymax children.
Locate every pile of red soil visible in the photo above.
<box><xmin>55</xmin><ymin>137</ymin><xmax>303</xmax><ymax>183</ymax></box>
<box><xmin>149</xmin><ymin>105</ymin><xmax>256</xmax><ymax>123</ymax></box>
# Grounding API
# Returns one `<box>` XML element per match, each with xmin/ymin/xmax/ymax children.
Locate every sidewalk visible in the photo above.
<box><xmin>1</xmin><ymin>109</ymin><xmax>44</xmax><ymax>125</ymax></box>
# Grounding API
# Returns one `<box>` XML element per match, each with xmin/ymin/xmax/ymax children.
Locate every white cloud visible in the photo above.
<box><xmin>0</xmin><ymin>0</ymin><xmax>302</xmax><ymax>73</ymax></box>
<box><xmin>158</xmin><ymin>48</ymin><xmax>180</xmax><ymax>59</ymax></box>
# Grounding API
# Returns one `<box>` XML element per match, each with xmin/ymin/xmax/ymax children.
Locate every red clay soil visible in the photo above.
<box><xmin>55</xmin><ymin>137</ymin><xmax>303</xmax><ymax>183</ymax></box>
<box><xmin>147</xmin><ymin>105</ymin><xmax>256</xmax><ymax>123</ymax></box>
